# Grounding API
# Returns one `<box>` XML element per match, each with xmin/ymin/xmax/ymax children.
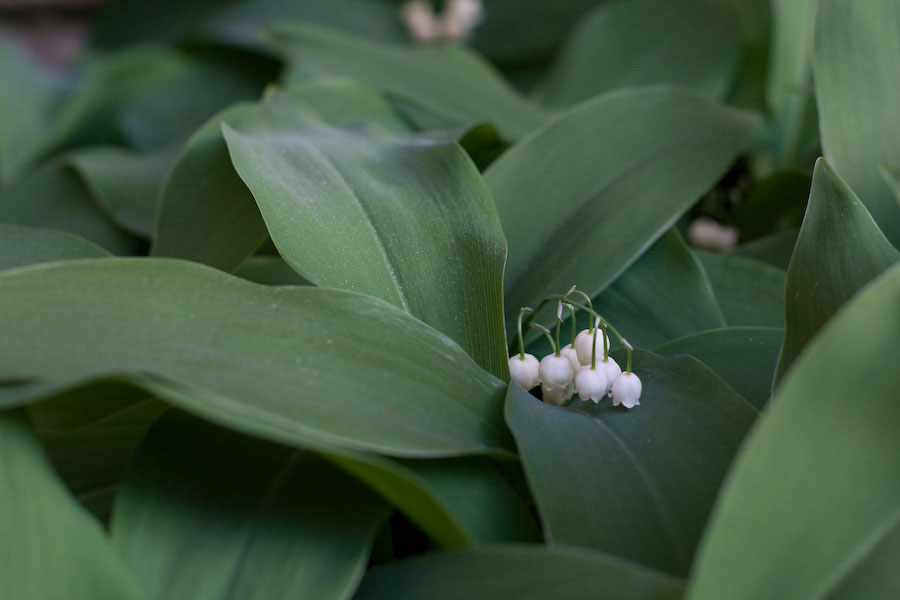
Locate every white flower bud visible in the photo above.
<box><xmin>600</xmin><ymin>357</ymin><xmax>622</xmax><ymax>396</ymax></box>
<box><xmin>539</xmin><ymin>354</ymin><xmax>575</xmax><ymax>406</ymax></box>
<box><xmin>574</xmin><ymin>328</ymin><xmax>609</xmax><ymax>365</ymax></box>
<box><xmin>575</xmin><ymin>365</ymin><xmax>609</xmax><ymax>403</ymax></box>
<box><xmin>508</xmin><ymin>353</ymin><xmax>540</xmax><ymax>390</ymax></box>
<box><xmin>611</xmin><ymin>372</ymin><xmax>642</xmax><ymax>409</ymax></box>
<box><xmin>559</xmin><ymin>343</ymin><xmax>580</xmax><ymax>372</ymax></box>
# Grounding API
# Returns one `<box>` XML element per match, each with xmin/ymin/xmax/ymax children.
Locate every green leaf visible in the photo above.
<box><xmin>655</xmin><ymin>327</ymin><xmax>784</xmax><ymax>409</ymax></box>
<box><xmin>735</xmin><ymin>171</ymin><xmax>811</xmax><ymax>243</ymax></box>
<box><xmin>487</xmin><ymin>88</ymin><xmax>757</xmax><ymax>329</ymax></box>
<box><xmin>505</xmin><ymin>351</ymin><xmax>757</xmax><ymax>576</ymax></box>
<box><xmin>814</xmin><ymin>0</ymin><xmax>900</xmax><ymax>246</ymax></box>
<box><xmin>355</xmin><ymin>544</ymin><xmax>685</xmax><ymax>600</ymax></box>
<box><xmin>0</xmin><ymin>413</ymin><xmax>144</xmax><ymax>599</ymax></box>
<box><xmin>151</xmin><ymin>103</ymin><xmax>268</xmax><ymax>272</ymax></box>
<box><xmin>28</xmin><ymin>382</ymin><xmax>168</xmax><ymax>521</ymax></box>
<box><xmin>0</xmin><ymin>224</ymin><xmax>109</xmax><ymax>271</ymax></box>
<box><xmin>0</xmin><ymin>258</ymin><xmax>511</xmax><ymax>458</ymax></box>
<box><xmin>765</xmin><ymin>0</ymin><xmax>819</xmax><ymax>167</ymax></box>
<box><xmin>327</xmin><ymin>453</ymin><xmax>540</xmax><ymax>548</ymax></box>
<box><xmin>111</xmin><ymin>412</ymin><xmax>389</xmax><ymax>600</ymax></box>
<box><xmin>223</xmin><ymin>91</ymin><xmax>509</xmax><ymax>378</ymax></box>
<box><xmin>66</xmin><ymin>145</ymin><xmax>177</xmax><ymax>238</ymax></box>
<box><xmin>0</xmin><ymin>162</ymin><xmax>137</xmax><ymax>254</ymax></box>
<box><xmin>730</xmin><ymin>229</ymin><xmax>798</xmax><ymax>271</ymax></box>
<box><xmin>696</xmin><ymin>251</ymin><xmax>786</xmax><ymax>328</ymax></box>
<box><xmin>537</xmin><ymin>0</ymin><xmax>740</xmax><ymax>107</ymax></box>
<box><xmin>775</xmin><ymin>159</ymin><xmax>899</xmax><ymax>382</ymax></box>
<box><xmin>234</xmin><ymin>255</ymin><xmax>310</xmax><ymax>286</ymax></box>
<box><xmin>685</xmin><ymin>263</ymin><xmax>900</xmax><ymax>600</ymax></box>
<box><xmin>266</xmin><ymin>23</ymin><xmax>546</xmax><ymax>141</ymax></box>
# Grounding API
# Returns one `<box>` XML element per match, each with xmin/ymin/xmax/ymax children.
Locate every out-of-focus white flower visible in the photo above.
<box><xmin>574</xmin><ymin>327</ymin><xmax>609</xmax><ymax>365</ymax></box>
<box><xmin>560</xmin><ymin>343</ymin><xmax>580</xmax><ymax>372</ymax></box>
<box><xmin>439</xmin><ymin>0</ymin><xmax>485</xmax><ymax>42</ymax></box>
<box><xmin>508</xmin><ymin>353</ymin><xmax>540</xmax><ymax>390</ymax></box>
<box><xmin>575</xmin><ymin>366</ymin><xmax>609</xmax><ymax>403</ymax></box>
<box><xmin>539</xmin><ymin>354</ymin><xmax>575</xmax><ymax>406</ymax></box>
<box><xmin>598</xmin><ymin>356</ymin><xmax>622</xmax><ymax>396</ymax></box>
<box><xmin>688</xmin><ymin>217</ymin><xmax>738</xmax><ymax>252</ymax></box>
<box><xmin>401</xmin><ymin>0</ymin><xmax>440</xmax><ymax>43</ymax></box>
<box><xmin>611</xmin><ymin>372</ymin><xmax>642</xmax><ymax>409</ymax></box>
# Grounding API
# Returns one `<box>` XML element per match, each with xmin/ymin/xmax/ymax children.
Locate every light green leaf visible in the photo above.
<box><xmin>0</xmin><ymin>258</ymin><xmax>511</xmax><ymax>458</ymax></box>
<box><xmin>505</xmin><ymin>351</ymin><xmax>757</xmax><ymax>576</ymax></box>
<box><xmin>266</xmin><ymin>23</ymin><xmax>546</xmax><ymax>141</ymax></box>
<box><xmin>112</xmin><ymin>412</ymin><xmax>389</xmax><ymax>600</ymax></box>
<box><xmin>655</xmin><ymin>327</ymin><xmax>784</xmax><ymax>409</ymax></box>
<box><xmin>814</xmin><ymin>0</ymin><xmax>900</xmax><ymax>245</ymax></box>
<box><xmin>28</xmin><ymin>382</ymin><xmax>168</xmax><ymax>521</ymax></box>
<box><xmin>151</xmin><ymin>103</ymin><xmax>268</xmax><ymax>272</ymax></box>
<box><xmin>0</xmin><ymin>162</ymin><xmax>137</xmax><ymax>254</ymax></box>
<box><xmin>775</xmin><ymin>159</ymin><xmax>899</xmax><ymax>382</ymax></box>
<box><xmin>355</xmin><ymin>544</ymin><xmax>685</xmax><ymax>600</ymax></box>
<box><xmin>0</xmin><ymin>413</ymin><xmax>144</xmax><ymax>599</ymax></box>
<box><xmin>766</xmin><ymin>0</ymin><xmax>819</xmax><ymax>167</ymax></box>
<box><xmin>223</xmin><ymin>91</ymin><xmax>508</xmax><ymax>378</ymax></box>
<box><xmin>537</xmin><ymin>0</ymin><xmax>740</xmax><ymax>107</ymax></box>
<box><xmin>66</xmin><ymin>145</ymin><xmax>177</xmax><ymax>238</ymax></box>
<box><xmin>487</xmin><ymin>88</ymin><xmax>757</xmax><ymax>329</ymax></box>
<box><xmin>0</xmin><ymin>223</ymin><xmax>109</xmax><ymax>271</ymax></box>
<box><xmin>696</xmin><ymin>251</ymin><xmax>786</xmax><ymax>328</ymax></box>
<box><xmin>327</xmin><ymin>453</ymin><xmax>539</xmax><ymax>548</ymax></box>
<box><xmin>686</xmin><ymin>263</ymin><xmax>900</xmax><ymax>600</ymax></box>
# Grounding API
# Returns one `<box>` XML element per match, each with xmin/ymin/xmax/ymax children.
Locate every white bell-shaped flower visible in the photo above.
<box><xmin>559</xmin><ymin>343</ymin><xmax>580</xmax><ymax>372</ymax></box>
<box><xmin>611</xmin><ymin>372</ymin><xmax>642</xmax><ymax>409</ymax></box>
<box><xmin>574</xmin><ymin>328</ymin><xmax>610</xmax><ymax>365</ymax></box>
<box><xmin>539</xmin><ymin>354</ymin><xmax>575</xmax><ymax>406</ymax></box>
<box><xmin>508</xmin><ymin>353</ymin><xmax>540</xmax><ymax>390</ymax></box>
<box><xmin>574</xmin><ymin>365</ymin><xmax>609</xmax><ymax>403</ymax></box>
<box><xmin>599</xmin><ymin>357</ymin><xmax>622</xmax><ymax>396</ymax></box>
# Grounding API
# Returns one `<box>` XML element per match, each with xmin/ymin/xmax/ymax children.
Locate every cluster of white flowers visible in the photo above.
<box><xmin>508</xmin><ymin>289</ymin><xmax>642</xmax><ymax>409</ymax></box>
<box><xmin>401</xmin><ymin>0</ymin><xmax>485</xmax><ymax>44</ymax></box>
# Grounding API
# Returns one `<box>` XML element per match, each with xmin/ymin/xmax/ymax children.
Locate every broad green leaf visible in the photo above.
<box><xmin>223</xmin><ymin>91</ymin><xmax>508</xmax><ymax>378</ymax></box>
<box><xmin>266</xmin><ymin>23</ymin><xmax>546</xmax><ymax>141</ymax></box>
<box><xmin>355</xmin><ymin>544</ymin><xmax>685</xmax><ymax>600</ymax></box>
<box><xmin>766</xmin><ymin>0</ymin><xmax>819</xmax><ymax>167</ymax></box>
<box><xmin>537</xmin><ymin>0</ymin><xmax>740</xmax><ymax>107</ymax></box>
<box><xmin>686</xmin><ymin>263</ymin><xmax>900</xmax><ymax>600</ymax></box>
<box><xmin>66</xmin><ymin>145</ymin><xmax>177</xmax><ymax>238</ymax></box>
<box><xmin>112</xmin><ymin>412</ymin><xmax>389</xmax><ymax>600</ymax></box>
<box><xmin>735</xmin><ymin>171</ymin><xmax>811</xmax><ymax>243</ymax></box>
<box><xmin>655</xmin><ymin>327</ymin><xmax>784</xmax><ymax>409</ymax></box>
<box><xmin>234</xmin><ymin>255</ymin><xmax>310</xmax><ymax>286</ymax></box>
<box><xmin>487</xmin><ymin>88</ymin><xmax>757</xmax><ymax>329</ymax></box>
<box><xmin>697</xmin><ymin>251</ymin><xmax>786</xmax><ymax>328</ymax></box>
<box><xmin>0</xmin><ymin>413</ymin><xmax>144</xmax><ymax>599</ymax></box>
<box><xmin>0</xmin><ymin>162</ymin><xmax>137</xmax><ymax>254</ymax></box>
<box><xmin>0</xmin><ymin>40</ymin><xmax>63</xmax><ymax>184</ymax></box>
<box><xmin>327</xmin><ymin>453</ymin><xmax>539</xmax><ymax>548</ymax></box>
<box><xmin>28</xmin><ymin>382</ymin><xmax>168</xmax><ymax>521</ymax></box>
<box><xmin>775</xmin><ymin>159</ymin><xmax>899</xmax><ymax>382</ymax></box>
<box><xmin>0</xmin><ymin>258</ymin><xmax>511</xmax><ymax>457</ymax></box>
<box><xmin>505</xmin><ymin>352</ymin><xmax>757</xmax><ymax>576</ymax></box>
<box><xmin>151</xmin><ymin>103</ymin><xmax>268</xmax><ymax>272</ymax></box>
<box><xmin>0</xmin><ymin>224</ymin><xmax>109</xmax><ymax>271</ymax></box>
<box><xmin>814</xmin><ymin>0</ymin><xmax>900</xmax><ymax>245</ymax></box>
<box><xmin>730</xmin><ymin>228</ymin><xmax>798</xmax><ymax>271</ymax></box>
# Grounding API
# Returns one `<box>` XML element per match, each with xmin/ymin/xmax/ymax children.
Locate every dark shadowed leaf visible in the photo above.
<box><xmin>223</xmin><ymin>90</ymin><xmax>508</xmax><ymax>377</ymax></box>
<box><xmin>356</xmin><ymin>544</ymin><xmax>685</xmax><ymax>600</ymax></box>
<box><xmin>655</xmin><ymin>327</ymin><xmax>784</xmax><ymax>409</ymax></box>
<box><xmin>730</xmin><ymin>229</ymin><xmax>798</xmax><ymax>271</ymax></box>
<box><xmin>775</xmin><ymin>159</ymin><xmax>899</xmax><ymax>383</ymax></box>
<box><xmin>0</xmin><ymin>413</ymin><xmax>144</xmax><ymax>599</ymax></box>
<box><xmin>697</xmin><ymin>251</ymin><xmax>786</xmax><ymax>328</ymax></box>
<box><xmin>686</xmin><ymin>263</ymin><xmax>900</xmax><ymax>600</ymax></box>
<box><xmin>0</xmin><ymin>258</ymin><xmax>511</xmax><ymax>457</ymax></box>
<box><xmin>505</xmin><ymin>351</ymin><xmax>757</xmax><ymax>576</ymax></box>
<box><xmin>487</xmin><ymin>88</ymin><xmax>757</xmax><ymax>330</ymax></box>
<box><xmin>112</xmin><ymin>412</ymin><xmax>389</xmax><ymax>600</ymax></box>
<box><xmin>814</xmin><ymin>0</ymin><xmax>900</xmax><ymax>245</ymax></box>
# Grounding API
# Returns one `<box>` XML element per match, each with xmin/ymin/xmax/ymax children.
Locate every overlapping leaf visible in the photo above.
<box><xmin>0</xmin><ymin>223</ymin><xmax>109</xmax><ymax>271</ymax></box>
<box><xmin>697</xmin><ymin>251</ymin><xmax>786</xmax><ymax>329</ymax></box>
